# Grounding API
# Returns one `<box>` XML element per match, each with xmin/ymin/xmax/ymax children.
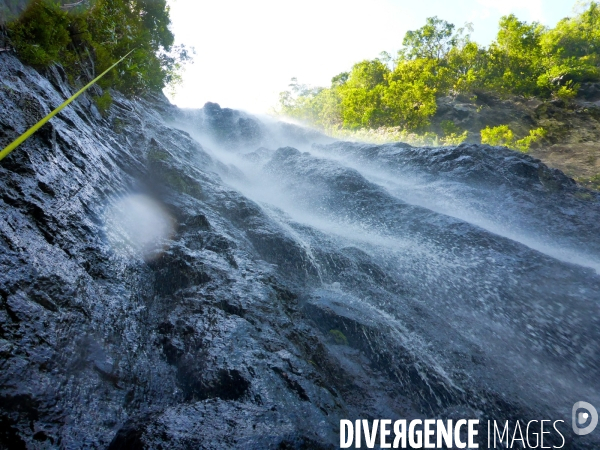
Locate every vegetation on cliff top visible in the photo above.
<box><xmin>4</xmin><ymin>0</ymin><xmax>190</xmax><ymax>96</ymax></box>
<box><xmin>279</xmin><ymin>2</ymin><xmax>600</xmax><ymax>150</ymax></box>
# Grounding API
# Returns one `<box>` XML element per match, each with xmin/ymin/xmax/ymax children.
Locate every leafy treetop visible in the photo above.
<box><xmin>6</xmin><ymin>0</ymin><xmax>191</xmax><ymax>96</ymax></box>
<box><xmin>279</xmin><ymin>1</ymin><xmax>600</xmax><ymax>136</ymax></box>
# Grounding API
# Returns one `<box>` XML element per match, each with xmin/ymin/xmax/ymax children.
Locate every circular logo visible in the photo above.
<box><xmin>572</xmin><ymin>401</ymin><xmax>598</xmax><ymax>436</ymax></box>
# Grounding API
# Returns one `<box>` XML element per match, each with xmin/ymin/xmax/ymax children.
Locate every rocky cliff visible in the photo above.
<box><xmin>431</xmin><ymin>87</ymin><xmax>600</xmax><ymax>189</ymax></box>
<box><xmin>1</xmin><ymin>53</ymin><xmax>600</xmax><ymax>449</ymax></box>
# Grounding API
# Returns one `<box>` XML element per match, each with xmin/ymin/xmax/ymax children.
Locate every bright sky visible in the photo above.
<box><xmin>166</xmin><ymin>0</ymin><xmax>579</xmax><ymax>114</ymax></box>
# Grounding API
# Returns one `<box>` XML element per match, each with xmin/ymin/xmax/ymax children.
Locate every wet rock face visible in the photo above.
<box><xmin>1</xmin><ymin>52</ymin><xmax>600</xmax><ymax>450</ymax></box>
<box><xmin>199</xmin><ymin>101</ymin><xmax>264</xmax><ymax>149</ymax></box>
<box><xmin>0</xmin><ymin>53</ymin><xmax>344</xmax><ymax>448</ymax></box>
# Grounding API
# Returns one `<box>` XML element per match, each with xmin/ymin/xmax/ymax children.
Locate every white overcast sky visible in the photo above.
<box><xmin>165</xmin><ymin>0</ymin><xmax>579</xmax><ymax>114</ymax></box>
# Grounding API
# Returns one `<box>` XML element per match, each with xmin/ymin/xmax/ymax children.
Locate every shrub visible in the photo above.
<box><xmin>514</xmin><ymin>127</ymin><xmax>547</xmax><ymax>152</ymax></box>
<box><xmin>480</xmin><ymin>125</ymin><xmax>515</xmax><ymax>147</ymax></box>
<box><xmin>7</xmin><ymin>0</ymin><xmax>191</xmax><ymax>97</ymax></box>
<box><xmin>277</xmin><ymin>5</ymin><xmax>600</xmax><ymax>134</ymax></box>
<box><xmin>554</xmin><ymin>84</ymin><xmax>578</xmax><ymax>101</ymax></box>
<box><xmin>439</xmin><ymin>120</ymin><xmax>468</xmax><ymax>146</ymax></box>
<box><xmin>93</xmin><ymin>90</ymin><xmax>112</xmax><ymax>115</ymax></box>
<box><xmin>481</xmin><ymin>125</ymin><xmax>546</xmax><ymax>152</ymax></box>
<box><xmin>441</xmin><ymin>120</ymin><xmax>461</xmax><ymax>136</ymax></box>
<box><xmin>7</xmin><ymin>0</ymin><xmax>71</xmax><ymax>68</ymax></box>
<box><xmin>440</xmin><ymin>131</ymin><xmax>468</xmax><ymax>146</ymax></box>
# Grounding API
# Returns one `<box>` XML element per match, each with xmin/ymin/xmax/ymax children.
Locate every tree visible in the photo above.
<box><xmin>401</xmin><ymin>16</ymin><xmax>469</xmax><ymax>61</ymax></box>
<box><xmin>7</xmin><ymin>0</ymin><xmax>191</xmax><ymax>96</ymax></box>
<box><xmin>484</xmin><ymin>14</ymin><xmax>546</xmax><ymax>95</ymax></box>
<box><xmin>382</xmin><ymin>78</ymin><xmax>437</xmax><ymax>130</ymax></box>
<box><xmin>544</xmin><ymin>2</ymin><xmax>600</xmax><ymax>60</ymax></box>
<box><xmin>86</xmin><ymin>0</ymin><xmax>188</xmax><ymax>94</ymax></box>
<box><xmin>331</xmin><ymin>72</ymin><xmax>349</xmax><ymax>87</ymax></box>
<box><xmin>7</xmin><ymin>0</ymin><xmax>71</xmax><ymax>67</ymax></box>
<box><xmin>445</xmin><ymin>41</ymin><xmax>487</xmax><ymax>93</ymax></box>
<box><xmin>336</xmin><ymin>60</ymin><xmax>390</xmax><ymax>128</ymax></box>
<box><xmin>277</xmin><ymin>5</ymin><xmax>600</xmax><ymax>133</ymax></box>
<box><xmin>481</xmin><ymin>125</ymin><xmax>546</xmax><ymax>152</ymax></box>
<box><xmin>537</xmin><ymin>1</ymin><xmax>600</xmax><ymax>97</ymax></box>
<box><xmin>344</xmin><ymin>59</ymin><xmax>390</xmax><ymax>90</ymax></box>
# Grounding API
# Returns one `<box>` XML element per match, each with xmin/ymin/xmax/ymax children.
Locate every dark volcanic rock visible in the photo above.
<box><xmin>1</xmin><ymin>52</ymin><xmax>600</xmax><ymax>450</ymax></box>
<box><xmin>0</xmin><ymin>53</ymin><xmax>344</xmax><ymax>448</ymax></box>
<box><xmin>201</xmin><ymin>102</ymin><xmax>264</xmax><ymax>149</ymax></box>
<box><xmin>430</xmin><ymin>91</ymin><xmax>600</xmax><ymax>184</ymax></box>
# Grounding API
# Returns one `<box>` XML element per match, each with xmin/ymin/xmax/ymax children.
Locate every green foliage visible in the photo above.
<box><xmin>439</xmin><ymin>120</ymin><xmax>469</xmax><ymax>146</ymax></box>
<box><xmin>279</xmin><ymin>78</ymin><xmax>343</xmax><ymax>128</ymax></box>
<box><xmin>7</xmin><ymin>0</ymin><xmax>71</xmax><ymax>68</ymax></box>
<box><xmin>278</xmin><ymin>2</ymin><xmax>600</xmax><ymax>138</ymax></box>
<box><xmin>346</xmin><ymin>59</ymin><xmax>389</xmax><ymax>89</ymax></box>
<box><xmin>440</xmin><ymin>131</ymin><xmax>468</xmax><ymax>146</ymax></box>
<box><xmin>338</xmin><ymin>60</ymin><xmax>390</xmax><ymax>128</ymax></box>
<box><xmin>441</xmin><ymin>120</ymin><xmax>461</xmax><ymax>135</ymax></box>
<box><xmin>281</xmin><ymin>58</ymin><xmax>437</xmax><ymax>131</ymax></box>
<box><xmin>331</xmin><ymin>71</ymin><xmax>349</xmax><ymax>86</ymax></box>
<box><xmin>328</xmin><ymin>126</ymin><xmax>441</xmax><ymax>146</ymax></box>
<box><xmin>329</xmin><ymin>329</ymin><xmax>348</xmax><ymax>345</ymax></box>
<box><xmin>514</xmin><ymin>127</ymin><xmax>547</xmax><ymax>152</ymax></box>
<box><xmin>401</xmin><ymin>16</ymin><xmax>470</xmax><ymax>61</ymax></box>
<box><xmin>1</xmin><ymin>0</ymin><xmax>89</xmax><ymax>23</ymax></box>
<box><xmin>481</xmin><ymin>125</ymin><xmax>546</xmax><ymax>152</ymax></box>
<box><xmin>554</xmin><ymin>84</ymin><xmax>578</xmax><ymax>100</ymax></box>
<box><xmin>481</xmin><ymin>125</ymin><xmax>515</xmax><ymax>147</ymax></box>
<box><xmin>382</xmin><ymin>78</ymin><xmax>437</xmax><ymax>130</ymax></box>
<box><xmin>484</xmin><ymin>14</ymin><xmax>546</xmax><ymax>95</ymax></box>
<box><xmin>86</xmin><ymin>0</ymin><xmax>185</xmax><ymax>94</ymax></box>
<box><xmin>7</xmin><ymin>0</ymin><xmax>191</xmax><ymax>96</ymax></box>
<box><xmin>93</xmin><ymin>90</ymin><xmax>112</xmax><ymax>115</ymax></box>
<box><xmin>541</xmin><ymin>3</ymin><xmax>600</xmax><ymax>68</ymax></box>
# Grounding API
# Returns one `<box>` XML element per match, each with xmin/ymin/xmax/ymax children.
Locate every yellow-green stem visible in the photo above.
<box><xmin>0</xmin><ymin>48</ymin><xmax>135</xmax><ymax>161</ymax></box>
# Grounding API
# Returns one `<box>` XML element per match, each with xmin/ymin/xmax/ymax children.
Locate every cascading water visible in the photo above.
<box><xmin>1</xmin><ymin>53</ymin><xmax>599</xmax><ymax>448</ymax></box>
<box><xmin>176</xmin><ymin>103</ymin><xmax>600</xmax><ymax>444</ymax></box>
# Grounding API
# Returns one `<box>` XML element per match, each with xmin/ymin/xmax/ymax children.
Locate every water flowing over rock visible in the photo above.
<box><xmin>1</xmin><ymin>53</ymin><xmax>600</xmax><ymax>449</ymax></box>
